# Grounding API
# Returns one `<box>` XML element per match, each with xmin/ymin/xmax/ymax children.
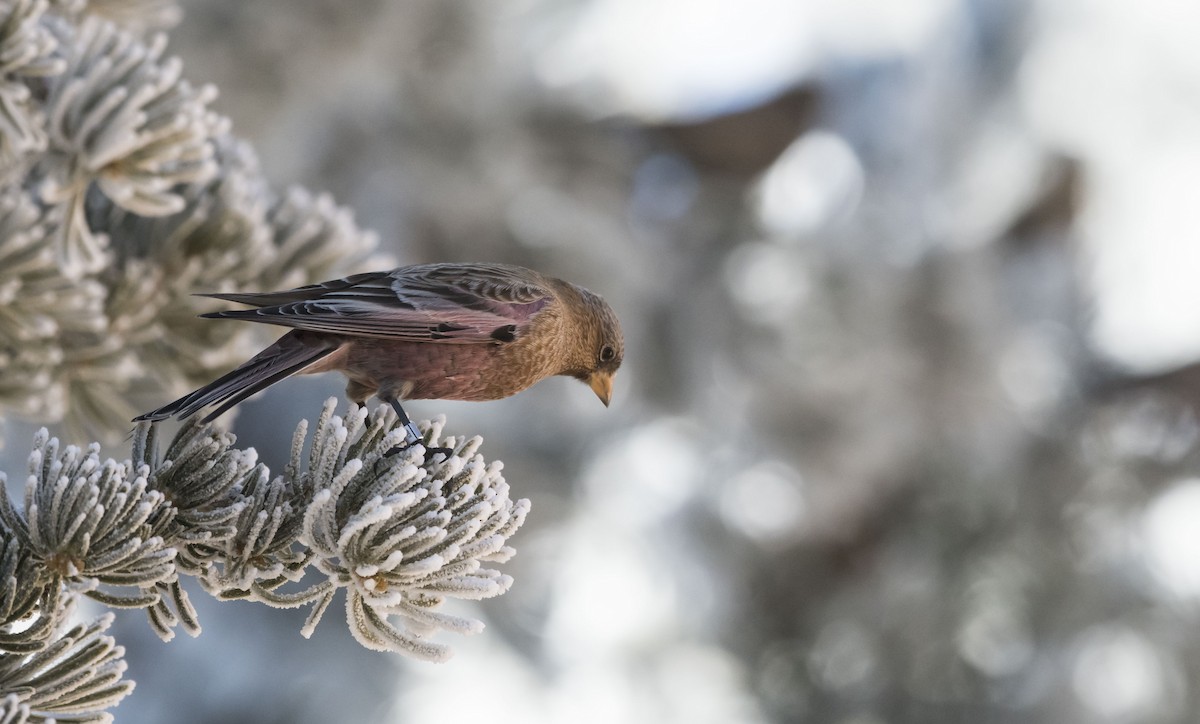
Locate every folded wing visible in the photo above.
<box><xmin>198</xmin><ymin>264</ymin><xmax>553</xmax><ymax>344</ymax></box>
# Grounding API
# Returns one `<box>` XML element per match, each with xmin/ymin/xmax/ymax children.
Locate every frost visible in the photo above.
<box><xmin>0</xmin><ymin>2</ymin><xmax>375</xmax><ymax>438</ymax></box>
<box><xmin>0</xmin><ymin>401</ymin><xmax>529</xmax><ymax>716</ymax></box>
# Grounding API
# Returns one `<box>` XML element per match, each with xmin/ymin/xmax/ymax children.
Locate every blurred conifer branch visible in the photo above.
<box><xmin>1</xmin><ymin>402</ymin><xmax>530</xmax><ymax>721</ymax></box>
<box><xmin>0</xmin><ymin>0</ymin><xmax>381</xmax><ymax>438</ymax></box>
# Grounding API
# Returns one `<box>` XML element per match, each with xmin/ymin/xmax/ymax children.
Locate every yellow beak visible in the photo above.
<box><xmin>588</xmin><ymin>371</ymin><xmax>614</xmax><ymax>407</ymax></box>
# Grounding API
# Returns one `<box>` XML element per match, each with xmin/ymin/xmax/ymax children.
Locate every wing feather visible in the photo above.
<box><xmin>199</xmin><ymin>263</ymin><xmax>554</xmax><ymax>343</ymax></box>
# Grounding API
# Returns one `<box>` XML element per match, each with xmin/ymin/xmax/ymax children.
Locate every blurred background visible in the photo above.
<box><xmin>13</xmin><ymin>0</ymin><xmax>1200</xmax><ymax>721</ymax></box>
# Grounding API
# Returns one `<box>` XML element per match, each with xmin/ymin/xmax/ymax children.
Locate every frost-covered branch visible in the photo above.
<box><xmin>0</xmin><ymin>402</ymin><xmax>530</xmax><ymax>719</ymax></box>
<box><xmin>0</xmin><ymin>612</ymin><xmax>133</xmax><ymax>724</ymax></box>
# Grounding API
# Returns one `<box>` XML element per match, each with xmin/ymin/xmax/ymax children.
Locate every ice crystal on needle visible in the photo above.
<box><xmin>20</xmin><ymin>429</ymin><xmax>178</xmax><ymax>609</ymax></box>
<box><xmin>0</xmin><ymin>613</ymin><xmax>133</xmax><ymax>723</ymax></box>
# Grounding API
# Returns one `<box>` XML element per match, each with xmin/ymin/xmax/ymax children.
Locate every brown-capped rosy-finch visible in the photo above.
<box><xmin>134</xmin><ymin>263</ymin><xmax>624</xmax><ymax>450</ymax></box>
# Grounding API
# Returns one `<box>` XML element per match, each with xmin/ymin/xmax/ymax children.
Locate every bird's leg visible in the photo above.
<box><xmin>383</xmin><ymin>398</ymin><xmax>452</xmax><ymax>459</ymax></box>
<box><xmin>389</xmin><ymin>398</ymin><xmax>423</xmax><ymax>448</ymax></box>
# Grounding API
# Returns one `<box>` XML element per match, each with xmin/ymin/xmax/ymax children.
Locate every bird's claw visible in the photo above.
<box><xmin>382</xmin><ymin>421</ymin><xmax>452</xmax><ymax>459</ymax></box>
<box><xmin>383</xmin><ymin>442</ymin><xmax>412</xmax><ymax>458</ymax></box>
<box><xmin>382</xmin><ymin>441</ymin><xmax>453</xmax><ymax>459</ymax></box>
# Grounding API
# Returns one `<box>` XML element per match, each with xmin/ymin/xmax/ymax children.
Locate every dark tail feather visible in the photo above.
<box><xmin>133</xmin><ymin>332</ymin><xmax>338</xmax><ymax>423</ymax></box>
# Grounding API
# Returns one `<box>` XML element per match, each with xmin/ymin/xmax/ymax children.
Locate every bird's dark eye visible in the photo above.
<box><xmin>599</xmin><ymin>345</ymin><xmax>616</xmax><ymax>363</ymax></box>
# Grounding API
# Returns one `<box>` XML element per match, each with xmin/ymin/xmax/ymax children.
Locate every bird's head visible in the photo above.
<box><xmin>565</xmin><ymin>286</ymin><xmax>624</xmax><ymax>407</ymax></box>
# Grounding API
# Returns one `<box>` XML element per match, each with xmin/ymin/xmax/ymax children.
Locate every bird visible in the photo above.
<box><xmin>134</xmin><ymin>262</ymin><xmax>624</xmax><ymax>451</ymax></box>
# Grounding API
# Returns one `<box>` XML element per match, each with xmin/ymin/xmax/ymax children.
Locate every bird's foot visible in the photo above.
<box><xmin>426</xmin><ymin>445</ymin><xmax>455</xmax><ymax>459</ymax></box>
<box><xmin>383</xmin><ymin>421</ymin><xmax>452</xmax><ymax>459</ymax></box>
<box><xmin>383</xmin><ymin>441</ymin><xmax>453</xmax><ymax>459</ymax></box>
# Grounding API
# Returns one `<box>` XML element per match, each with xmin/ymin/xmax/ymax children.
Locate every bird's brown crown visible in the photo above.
<box><xmin>554</xmin><ymin>283</ymin><xmax>622</xmax><ymax>379</ymax></box>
